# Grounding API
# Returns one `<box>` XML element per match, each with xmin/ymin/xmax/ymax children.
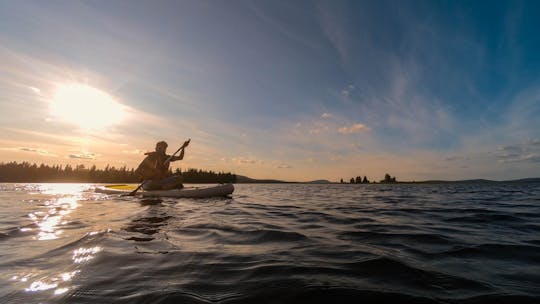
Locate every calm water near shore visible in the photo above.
<box><xmin>0</xmin><ymin>182</ymin><xmax>539</xmax><ymax>303</ymax></box>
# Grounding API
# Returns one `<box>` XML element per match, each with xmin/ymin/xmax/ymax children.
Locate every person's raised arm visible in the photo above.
<box><xmin>173</xmin><ymin>148</ymin><xmax>185</xmax><ymax>161</ymax></box>
<box><xmin>169</xmin><ymin>139</ymin><xmax>190</xmax><ymax>162</ymax></box>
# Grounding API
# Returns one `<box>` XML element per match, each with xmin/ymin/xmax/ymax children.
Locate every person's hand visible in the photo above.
<box><xmin>182</xmin><ymin>139</ymin><xmax>191</xmax><ymax>149</ymax></box>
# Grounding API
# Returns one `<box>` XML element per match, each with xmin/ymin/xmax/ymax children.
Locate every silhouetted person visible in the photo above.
<box><xmin>135</xmin><ymin>140</ymin><xmax>190</xmax><ymax>190</ymax></box>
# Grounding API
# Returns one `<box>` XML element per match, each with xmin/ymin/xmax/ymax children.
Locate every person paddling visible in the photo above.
<box><xmin>135</xmin><ymin>139</ymin><xmax>190</xmax><ymax>190</ymax></box>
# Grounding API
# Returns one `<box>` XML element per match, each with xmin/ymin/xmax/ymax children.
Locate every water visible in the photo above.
<box><xmin>0</xmin><ymin>183</ymin><xmax>539</xmax><ymax>303</ymax></box>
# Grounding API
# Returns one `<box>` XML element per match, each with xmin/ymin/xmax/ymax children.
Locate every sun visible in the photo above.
<box><xmin>50</xmin><ymin>84</ymin><xmax>125</xmax><ymax>129</ymax></box>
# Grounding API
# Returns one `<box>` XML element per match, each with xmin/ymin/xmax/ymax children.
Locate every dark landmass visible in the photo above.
<box><xmin>509</xmin><ymin>178</ymin><xmax>540</xmax><ymax>183</ymax></box>
<box><xmin>306</xmin><ymin>179</ymin><xmax>332</xmax><ymax>184</ymax></box>
<box><xmin>235</xmin><ymin>175</ymin><xmax>289</xmax><ymax>184</ymax></box>
<box><xmin>1</xmin><ymin>161</ymin><xmax>538</xmax><ymax>184</ymax></box>
<box><xmin>235</xmin><ymin>175</ymin><xmax>332</xmax><ymax>184</ymax></box>
<box><xmin>0</xmin><ymin>162</ymin><xmax>236</xmax><ymax>184</ymax></box>
<box><xmin>415</xmin><ymin>178</ymin><xmax>540</xmax><ymax>184</ymax></box>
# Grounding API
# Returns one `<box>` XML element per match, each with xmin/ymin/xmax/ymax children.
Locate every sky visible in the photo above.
<box><xmin>1</xmin><ymin>0</ymin><xmax>540</xmax><ymax>182</ymax></box>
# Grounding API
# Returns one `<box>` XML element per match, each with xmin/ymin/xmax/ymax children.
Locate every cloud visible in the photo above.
<box><xmin>321</xmin><ymin>113</ymin><xmax>332</xmax><ymax>119</ymax></box>
<box><xmin>19</xmin><ymin>147</ymin><xmax>55</xmax><ymax>156</ymax></box>
<box><xmin>69</xmin><ymin>152</ymin><xmax>97</xmax><ymax>160</ymax></box>
<box><xmin>340</xmin><ymin>84</ymin><xmax>355</xmax><ymax>100</ymax></box>
<box><xmin>121</xmin><ymin>149</ymin><xmax>144</xmax><ymax>155</ymax></box>
<box><xmin>495</xmin><ymin>139</ymin><xmax>540</xmax><ymax>163</ymax></box>
<box><xmin>221</xmin><ymin>156</ymin><xmax>261</xmax><ymax>165</ymax></box>
<box><xmin>277</xmin><ymin>164</ymin><xmax>292</xmax><ymax>169</ymax></box>
<box><xmin>29</xmin><ymin>86</ymin><xmax>41</xmax><ymax>94</ymax></box>
<box><xmin>488</xmin><ymin>85</ymin><xmax>540</xmax><ymax>150</ymax></box>
<box><xmin>222</xmin><ymin>156</ymin><xmax>294</xmax><ymax>169</ymax></box>
<box><xmin>527</xmin><ymin>139</ymin><xmax>540</xmax><ymax>146</ymax></box>
<box><xmin>443</xmin><ymin>155</ymin><xmax>469</xmax><ymax>162</ymax></box>
<box><xmin>236</xmin><ymin>158</ymin><xmax>257</xmax><ymax>164</ymax></box>
<box><xmin>498</xmin><ymin>153</ymin><xmax>540</xmax><ymax>163</ymax></box>
<box><xmin>338</xmin><ymin>123</ymin><xmax>370</xmax><ymax>134</ymax></box>
<box><xmin>309</xmin><ymin>125</ymin><xmax>329</xmax><ymax>134</ymax></box>
<box><xmin>497</xmin><ymin>145</ymin><xmax>523</xmax><ymax>152</ymax></box>
<box><xmin>523</xmin><ymin>154</ymin><xmax>540</xmax><ymax>162</ymax></box>
<box><xmin>316</xmin><ymin>2</ymin><xmax>350</xmax><ymax>63</ymax></box>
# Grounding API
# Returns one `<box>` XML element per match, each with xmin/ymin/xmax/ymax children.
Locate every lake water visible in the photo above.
<box><xmin>0</xmin><ymin>183</ymin><xmax>539</xmax><ymax>303</ymax></box>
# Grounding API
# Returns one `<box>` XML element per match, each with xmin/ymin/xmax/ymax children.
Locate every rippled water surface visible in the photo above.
<box><xmin>1</xmin><ymin>183</ymin><xmax>539</xmax><ymax>303</ymax></box>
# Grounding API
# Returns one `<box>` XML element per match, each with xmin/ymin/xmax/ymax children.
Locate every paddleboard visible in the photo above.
<box><xmin>95</xmin><ymin>183</ymin><xmax>234</xmax><ymax>198</ymax></box>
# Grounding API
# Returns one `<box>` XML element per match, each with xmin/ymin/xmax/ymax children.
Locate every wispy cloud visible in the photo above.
<box><xmin>504</xmin><ymin>86</ymin><xmax>540</xmax><ymax>140</ymax></box>
<box><xmin>0</xmin><ymin>147</ymin><xmax>56</xmax><ymax>157</ymax></box>
<box><xmin>498</xmin><ymin>153</ymin><xmax>540</xmax><ymax>163</ymax></box>
<box><xmin>316</xmin><ymin>2</ymin><xmax>350</xmax><ymax>63</ymax></box>
<box><xmin>495</xmin><ymin>139</ymin><xmax>540</xmax><ymax>163</ymax></box>
<box><xmin>19</xmin><ymin>147</ymin><xmax>55</xmax><ymax>156</ymax></box>
<box><xmin>340</xmin><ymin>84</ymin><xmax>355</xmax><ymax>100</ymax></box>
<box><xmin>338</xmin><ymin>123</ymin><xmax>370</xmax><ymax>134</ymax></box>
<box><xmin>528</xmin><ymin>139</ymin><xmax>540</xmax><ymax>146</ymax></box>
<box><xmin>443</xmin><ymin>155</ymin><xmax>470</xmax><ymax>162</ymax></box>
<box><xmin>69</xmin><ymin>152</ymin><xmax>97</xmax><ymax>160</ymax></box>
<box><xmin>498</xmin><ymin>145</ymin><xmax>523</xmax><ymax>152</ymax></box>
<box><xmin>121</xmin><ymin>149</ymin><xmax>144</xmax><ymax>155</ymax></box>
<box><xmin>277</xmin><ymin>164</ymin><xmax>292</xmax><ymax>169</ymax></box>
<box><xmin>221</xmin><ymin>156</ymin><xmax>261</xmax><ymax>165</ymax></box>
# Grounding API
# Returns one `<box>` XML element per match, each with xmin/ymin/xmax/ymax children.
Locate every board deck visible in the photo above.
<box><xmin>95</xmin><ymin>183</ymin><xmax>234</xmax><ymax>198</ymax></box>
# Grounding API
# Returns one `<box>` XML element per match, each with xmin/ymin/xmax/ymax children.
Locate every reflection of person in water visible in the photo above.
<box><xmin>124</xmin><ymin>199</ymin><xmax>170</xmax><ymax>242</ymax></box>
<box><xmin>135</xmin><ymin>140</ymin><xmax>190</xmax><ymax>190</ymax></box>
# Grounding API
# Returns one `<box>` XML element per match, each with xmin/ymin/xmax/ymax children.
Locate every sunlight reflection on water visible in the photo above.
<box><xmin>17</xmin><ymin>244</ymin><xmax>100</xmax><ymax>297</ymax></box>
<box><xmin>72</xmin><ymin>246</ymin><xmax>101</xmax><ymax>263</ymax></box>
<box><xmin>27</xmin><ymin>186</ymin><xmax>83</xmax><ymax>241</ymax></box>
<box><xmin>17</xmin><ymin>184</ymin><xmax>97</xmax><ymax>296</ymax></box>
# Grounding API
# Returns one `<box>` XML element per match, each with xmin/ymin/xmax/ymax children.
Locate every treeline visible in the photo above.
<box><xmin>173</xmin><ymin>168</ymin><xmax>236</xmax><ymax>184</ymax></box>
<box><xmin>340</xmin><ymin>176</ymin><xmax>370</xmax><ymax>184</ymax></box>
<box><xmin>339</xmin><ymin>173</ymin><xmax>398</xmax><ymax>184</ymax></box>
<box><xmin>380</xmin><ymin>173</ymin><xmax>398</xmax><ymax>183</ymax></box>
<box><xmin>0</xmin><ymin>162</ymin><xmax>236</xmax><ymax>183</ymax></box>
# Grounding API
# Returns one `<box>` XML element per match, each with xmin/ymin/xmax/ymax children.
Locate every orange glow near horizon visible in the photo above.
<box><xmin>50</xmin><ymin>84</ymin><xmax>125</xmax><ymax>130</ymax></box>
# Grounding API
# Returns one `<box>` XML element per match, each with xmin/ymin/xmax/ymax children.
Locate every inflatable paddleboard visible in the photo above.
<box><xmin>95</xmin><ymin>183</ymin><xmax>234</xmax><ymax>198</ymax></box>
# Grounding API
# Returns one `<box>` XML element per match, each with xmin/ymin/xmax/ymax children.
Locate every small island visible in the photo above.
<box><xmin>340</xmin><ymin>173</ymin><xmax>397</xmax><ymax>184</ymax></box>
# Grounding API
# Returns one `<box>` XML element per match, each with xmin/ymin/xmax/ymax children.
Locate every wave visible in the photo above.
<box><xmin>444</xmin><ymin>213</ymin><xmax>524</xmax><ymax>223</ymax></box>
<box><xmin>435</xmin><ymin>243</ymin><xmax>540</xmax><ymax>263</ymax></box>
<box><xmin>125</xmin><ymin>216</ymin><xmax>172</xmax><ymax>236</ymax></box>
<box><xmin>71</xmin><ymin>286</ymin><xmax>540</xmax><ymax>304</ymax></box>
<box><xmin>343</xmin><ymin>257</ymin><xmax>490</xmax><ymax>292</ymax></box>
<box><xmin>177</xmin><ymin>223</ymin><xmax>309</xmax><ymax>244</ymax></box>
<box><xmin>340</xmin><ymin>230</ymin><xmax>454</xmax><ymax>245</ymax></box>
<box><xmin>0</xmin><ymin>223</ymin><xmax>39</xmax><ymax>241</ymax></box>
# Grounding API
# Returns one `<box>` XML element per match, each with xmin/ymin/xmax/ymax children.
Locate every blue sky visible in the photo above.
<box><xmin>1</xmin><ymin>0</ymin><xmax>539</xmax><ymax>181</ymax></box>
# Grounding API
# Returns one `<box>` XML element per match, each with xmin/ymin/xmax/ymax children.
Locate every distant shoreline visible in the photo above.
<box><xmin>1</xmin><ymin>161</ymin><xmax>539</xmax><ymax>184</ymax></box>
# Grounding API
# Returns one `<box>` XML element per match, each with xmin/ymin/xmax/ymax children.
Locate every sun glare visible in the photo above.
<box><xmin>51</xmin><ymin>84</ymin><xmax>125</xmax><ymax>129</ymax></box>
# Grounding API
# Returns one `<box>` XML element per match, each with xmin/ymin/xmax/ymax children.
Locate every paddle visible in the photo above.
<box><xmin>124</xmin><ymin>139</ymin><xmax>191</xmax><ymax>196</ymax></box>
